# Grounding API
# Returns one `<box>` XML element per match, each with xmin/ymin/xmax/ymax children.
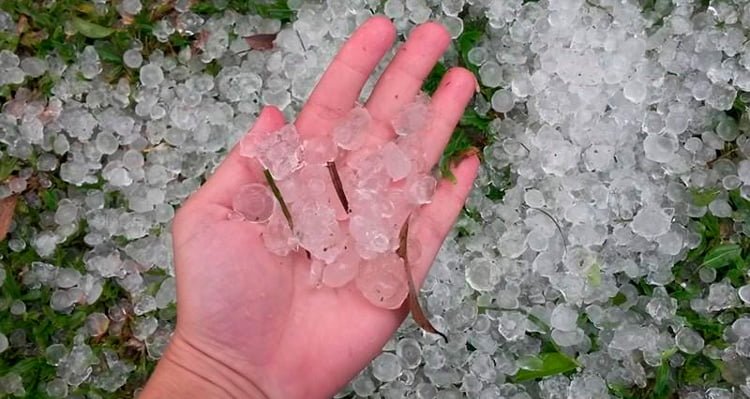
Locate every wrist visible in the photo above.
<box><xmin>142</xmin><ymin>330</ymin><xmax>269</xmax><ymax>399</ymax></box>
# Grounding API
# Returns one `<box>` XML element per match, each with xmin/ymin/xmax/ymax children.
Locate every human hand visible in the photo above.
<box><xmin>142</xmin><ymin>16</ymin><xmax>478</xmax><ymax>399</ymax></box>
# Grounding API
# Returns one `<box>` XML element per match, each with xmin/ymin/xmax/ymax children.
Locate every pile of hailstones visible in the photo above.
<box><xmin>232</xmin><ymin>94</ymin><xmax>436</xmax><ymax>309</ymax></box>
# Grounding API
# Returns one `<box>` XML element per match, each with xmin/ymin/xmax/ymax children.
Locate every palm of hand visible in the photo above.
<box><xmin>169</xmin><ymin>17</ymin><xmax>478</xmax><ymax>398</ymax></box>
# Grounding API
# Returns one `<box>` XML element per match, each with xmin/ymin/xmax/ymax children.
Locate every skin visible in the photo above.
<box><xmin>141</xmin><ymin>17</ymin><xmax>479</xmax><ymax>399</ymax></box>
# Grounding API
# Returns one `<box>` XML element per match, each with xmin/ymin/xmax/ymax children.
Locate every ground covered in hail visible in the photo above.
<box><xmin>1</xmin><ymin>0</ymin><xmax>750</xmax><ymax>398</ymax></box>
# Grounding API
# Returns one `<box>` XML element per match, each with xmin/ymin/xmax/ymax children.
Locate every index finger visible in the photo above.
<box><xmin>295</xmin><ymin>16</ymin><xmax>396</xmax><ymax>137</ymax></box>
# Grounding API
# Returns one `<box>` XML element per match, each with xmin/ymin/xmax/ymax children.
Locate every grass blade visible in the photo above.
<box><xmin>701</xmin><ymin>243</ymin><xmax>741</xmax><ymax>269</ymax></box>
<box><xmin>327</xmin><ymin>161</ymin><xmax>350</xmax><ymax>213</ymax></box>
<box><xmin>263</xmin><ymin>169</ymin><xmax>294</xmax><ymax>231</ymax></box>
<box><xmin>512</xmin><ymin>352</ymin><xmax>579</xmax><ymax>382</ymax></box>
<box><xmin>72</xmin><ymin>17</ymin><xmax>114</xmax><ymax>39</ymax></box>
<box><xmin>397</xmin><ymin>218</ymin><xmax>448</xmax><ymax>343</ymax></box>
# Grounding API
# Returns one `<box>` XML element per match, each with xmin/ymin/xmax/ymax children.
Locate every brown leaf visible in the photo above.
<box><xmin>20</xmin><ymin>30</ymin><xmax>48</xmax><ymax>48</ymax></box>
<box><xmin>191</xmin><ymin>30</ymin><xmax>210</xmax><ymax>55</ymax></box>
<box><xmin>0</xmin><ymin>196</ymin><xmax>17</xmax><ymax>242</ymax></box>
<box><xmin>245</xmin><ymin>33</ymin><xmax>277</xmax><ymax>51</ymax></box>
<box><xmin>397</xmin><ymin>218</ymin><xmax>448</xmax><ymax>343</ymax></box>
<box><xmin>16</xmin><ymin>15</ymin><xmax>28</xmax><ymax>36</ymax></box>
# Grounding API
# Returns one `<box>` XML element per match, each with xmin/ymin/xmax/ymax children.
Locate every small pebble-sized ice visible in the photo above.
<box><xmin>118</xmin><ymin>0</ymin><xmax>142</xmax><ymax>15</ymax></box>
<box><xmin>10</xmin><ymin>300</ymin><xmax>26</xmax><ymax>315</ymax></box>
<box><xmin>155</xmin><ymin>277</ymin><xmax>177</xmax><ymax>309</ymax></box>
<box><xmin>0</xmin><ymin>332</ymin><xmax>8</xmax><ymax>354</ymax></box>
<box><xmin>491</xmin><ymin>89</ymin><xmax>514</xmax><ymax>113</ymax></box>
<box><xmin>623</xmin><ymin>79</ymin><xmax>647</xmax><ymax>104</ymax></box>
<box><xmin>708</xmin><ymin>199</ymin><xmax>733</xmax><ymax>218</ymax></box>
<box><xmin>631</xmin><ymin>206</ymin><xmax>672</xmax><ymax>239</ymax></box>
<box><xmin>20</xmin><ymin>57</ymin><xmax>47</xmax><ymax>78</ymax></box>
<box><xmin>240</xmin><ymin>123</ymin><xmax>303</xmax><ymax>180</ymax></box>
<box><xmin>371</xmin><ymin>352</ymin><xmax>403</xmax><ymax>382</ymax></box>
<box><xmin>55</xmin><ymin>267</ymin><xmax>82</xmax><ymax>288</ymax></box>
<box><xmin>734</xmin><ymin>318</ymin><xmax>750</xmax><ymax>338</ymax></box>
<box><xmin>231</xmin><ymin>184</ymin><xmax>275</xmax><ymax>223</ymax></box>
<box><xmin>675</xmin><ymin>328</ymin><xmax>704</xmax><ymax>354</ymax></box>
<box><xmin>123</xmin><ymin>49</ymin><xmax>143</xmax><ymax>69</ymax></box>
<box><xmin>46</xmin><ymin>378</ymin><xmax>68</xmax><ymax>398</ymax></box>
<box><xmin>322</xmin><ymin>247</ymin><xmax>360</xmax><ymax>288</ymax></box>
<box><xmin>133</xmin><ymin>295</ymin><xmax>157</xmax><ymax>316</ymax></box>
<box><xmin>45</xmin><ymin>344</ymin><xmax>67</xmax><ymax>366</ymax></box>
<box><xmin>396</xmin><ymin>338</ymin><xmax>422</xmax><ymax>369</ymax></box>
<box><xmin>356</xmin><ymin>256</ymin><xmax>409</xmax><ymax>309</ymax></box>
<box><xmin>85</xmin><ymin>313</ymin><xmax>110</xmax><ymax>337</ymax></box>
<box><xmin>333</xmin><ymin>105</ymin><xmax>371</xmax><ymax>151</ymax></box>
<box><xmin>551</xmin><ymin>304</ymin><xmax>578</xmax><ymax>332</ymax></box>
<box><xmin>381</xmin><ymin>142</ymin><xmax>412</xmax><ymax>181</ymax></box>
<box><xmin>407</xmin><ymin>175</ymin><xmax>437</xmax><ymax>204</ymax></box>
<box><xmin>643</xmin><ymin>134</ymin><xmax>679</xmax><ymax>163</ymax></box>
<box><xmin>465</xmin><ymin>258</ymin><xmax>496</xmax><ymax>292</ymax></box>
<box><xmin>303</xmin><ymin>136</ymin><xmax>338</xmax><ymax>165</ymax></box>
<box><xmin>739</xmin><ymin>285</ymin><xmax>750</xmax><ymax>304</ymax></box>
<box><xmin>738</xmin><ymin>160</ymin><xmax>750</xmax><ymax>184</ymax></box>
<box><xmin>139</xmin><ymin>63</ymin><xmax>164</xmax><ymax>87</ymax></box>
<box><xmin>392</xmin><ymin>94</ymin><xmax>431</xmax><ymax>136</ymax></box>
<box><xmin>735</xmin><ymin>338</ymin><xmax>750</xmax><ymax>358</ymax></box>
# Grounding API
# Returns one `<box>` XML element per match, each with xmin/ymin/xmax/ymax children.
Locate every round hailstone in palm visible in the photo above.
<box><xmin>303</xmin><ymin>135</ymin><xmax>338</xmax><ymax>165</ymax></box>
<box><xmin>333</xmin><ymin>105</ymin><xmax>371</xmax><ymax>151</ymax></box>
<box><xmin>232</xmin><ymin>184</ymin><xmax>274</xmax><ymax>223</ymax></box>
<box><xmin>381</xmin><ymin>141</ymin><xmax>412</xmax><ymax>181</ymax></box>
<box><xmin>407</xmin><ymin>174</ymin><xmax>437</xmax><ymax>204</ymax></box>
<box><xmin>349</xmin><ymin>214</ymin><xmax>392</xmax><ymax>255</ymax></box>
<box><xmin>263</xmin><ymin>211</ymin><xmax>297</xmax><ymax>256</ymax></box>
<box><xmin>392</xmin><ymin>93</ymin><xmax>431</xmax><ymax>136</ymax></box>
<box><xmin>396</xmin><ymin>133</ymin><xmax>428</xmax><ymax>173</ymax></box>
<box><xmin>355</xmin><ymin>254</ymin><xmax>408</xmax><ymax>309</ymax></box>
<box><xmin>322</xmin><ymin>243</ymin><xmax>360</xmax><ymax>288</ymax></box>
<box><xmin>295</xmin><ymin>203</ymin><xmax>343</xmax><ymax>264</ymax></box>
<box><xmin>240</xmin><ymin>124</ymin><xmax>303</xmax><ymax>180</ymax></box>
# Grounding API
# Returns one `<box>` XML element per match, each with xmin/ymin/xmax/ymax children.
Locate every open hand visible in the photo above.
<box><xmin>142</xmin><ymin>16</ymin><xmax>478</xmax><ymax>399</ymax></box>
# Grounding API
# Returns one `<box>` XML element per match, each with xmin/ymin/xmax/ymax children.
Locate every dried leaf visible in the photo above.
<box><xmin>16</xmin><ymin>15</ymin><xmax>29</xmax><ymax>37</ymax></box>
<box><xmin>263</xmin><ymin>169</ymin><xmax>294</xmax><ymax>231</ymax></box>
<box><xmin>0</xmin><ymin>196</ymin><xmax>17</xmax><ymax>242</ymax></box>
<box><xmin>192</xmin><ymin>30</ymin><xmax>210</xmax><ymax>55</ymax></box>
<box><xmin>327</xmin><ymin>161</ymin><xmax>350</xmax><ymax>213</ymax></box>
<box><xmin>398</xmin><ymin>218</ymin><xmax>448</xmax><ymax>343</ymax></box>
<box><xmin>245</xmin><ymin>33</ymin><xmax>277</xmax><ymax>50</ymax></box>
